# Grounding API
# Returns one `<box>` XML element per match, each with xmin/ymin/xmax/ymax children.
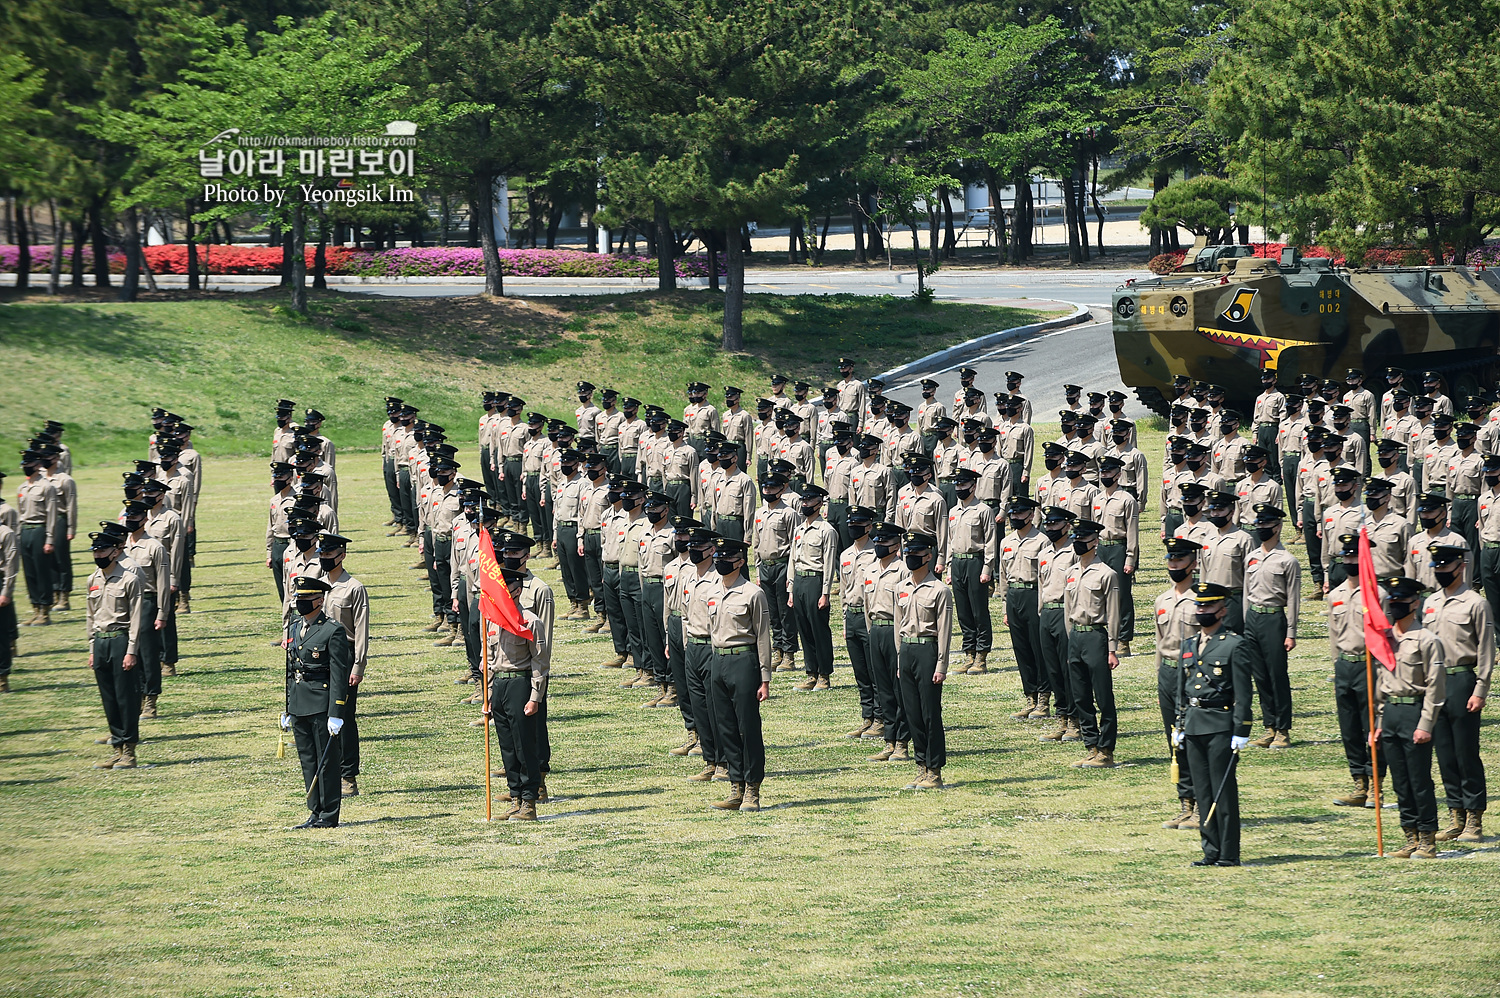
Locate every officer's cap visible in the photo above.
<box><xmin>1363</xmin><ymin>477</ymin><xmax>1393</xmax><ymax>496</ymax></box>
<box><xmin>704</xmin><ymin>430</ymin><xmax>727</xmax><ymax>445</ymax></box>
<box><xmin>1167</xmin><ymin>435</ymin><xmax>1192</xmax><ymax>449</ymax></box>
<box><xmin>275</xmin><ymin>398</ymin><xmax>296</xmax><ymax>411</ymax></box>
<box><xmin>1043</xmin><ymin>441</ymin><xmax>1069</xmax><ymax>457</ymax></box>
<box><xmin>1071</xmin><ymin>519</ymin><xmax>1103</xmax><ymax>538</ymax></box>
<box><xmin>759</xmin><ymin>473</ymin><xmax>789</xmax><ymax>489</ymax></box>
<box><xmin>1206</xmin><ymin>488</ymin><xmax>1237</xmax><ymax>508</ymax></box>
<box><xmin>1384</xmin><ymin>367</ymin><xmax>1405</xmax><ymax>378</ymax></box>
<box><xmin>1428</xmin><ymin>542</ymin><xmax>1468</xmax><ymax>565</ymax></box>
<box><xmin>1172</xmin><ymin>374</ymin><xmax>1192</xmax><ymax>387</ymax></box>
<box><xmin>838</xmin><ymin>358</ymin><xmax>856</xmax><ymax>369</ymax></box>
<box><xmin>1252</xmin><ymin>502</ymin><xmax>1286</xmax><ymax>522</ymax></box>
<box><xmin>1005</xmin><ymin>371</ymin><xmax>1024</xmax><ymax>382</ymax></box>
<box><xmin>583</xmin><ymin>451</ymin><xmax>607</xmax><ymax>468</ymax></box>
<box><xmin>1329</xmin><ymin>404</ymin><xmax>1352</xmax><ymax>418</ymax></box>
<box><xmin>1484</xmin><ymin>454</ymin><xmax>1500</xmax><ymax>472</ymax></box>
<box><xmin>846</xmin><ymin>505</ymin><xmax>877</xmax><ymax>523</ymax></box>
<box><xmin>977</xmin><ymin>426</ymin><xmax>999</xmax><ymax>441</ymax></box>
<box><xmin>643</xmin><ymin>491</ymin><xmax>672</xmax><ymax>509</ymax></box>
<box><xmin>1007</xmin><ymin>495</ymin><xmax>1039</xmax><ymax>513</ymax></box>
<box><xmin>1164</xmin><ymin>536</ymin><xmax>1199</xmax><ymax>558</ymax></box>
<box><xmin>955</xmin><ymin>468</ymin><xmax>981</xmax><ymax>484</ymax></box>
<box><xmin>1416</xmin><ymin>491</ymin><xmax>1450</xmax><ymax>511</ymax></box>
<box><xmin>902</xmin><ymin>531</ymin><xmax>937</xmax><ymax>551</ymax></box>
<box><xmin>799</xmin><ymin>484</ymin><xmax>830</xmax><ymax>502</ymax></box>
<box><xmin>1062</xmin><ymin>384</ymin><xmax>1081</xmax><ymax>394</ymax></box>
<box><xmin>1332</xmin><ymin>533</ymin><xmax>1360</xmax><ymax>557</ymax></box>
<box><xmin>496</xmin><ymin>566</ymin><xmax>525</xmax><ymax>586</ymax></box>
<box><xmin>89</xmin><ymin>522</ymin><xmax>129</xmax><ymax>550</ymax></box>
<box><xmin>1260</xmin><ymin>368</ymin><xmax>1277</xmax><ymax>381</ymax></box>
<box><xmin>756</xmin><ymin>397</ymin><xmax>776</xmax><ymax>412</ymax></box>
<box><xmin>317</xmin><ymin>532</ymin><xmax>352</xmax><ymax>551</ymax></box>
<box><xmin>1331</xmin><ymin>467</ymin><xmax>1362</xmax><ymax>484</ymax></box>
<box><xmin>718</xmin><ymin>446</ymin><xmax>740</xmax><ymax>464</ymax></box>
<box><xmin>1464</xmin><ymin>396</ymin><xmax>1491</xmax><ymax>412</ymax></box>
<box><xmin>1243</xmin><ymin>445</ymin><xmax>1270</xmax><ymax>462</ymax></box>
<box><xmin>794</xmin><ymin>381</ymin><xmax>810</xmax><ymax>392</ymax></box>
<box><xmin>783</xmin><ymin>411</ymin><xmax>804</xmax><ymax>425</ymax></box>
<box><xmin>1219</xmin><ymin>409</ymin><xmax>1243</xmax><ymax>423</ymax></box>
<box><xmin>1413</xmin><ymin>395</ymin><xmax>1435</xmax><ymax>407</ymax></box>
<box><xmin>1421</xmin><ymin>370</ymin><xmax>1442</xmax><ymax>382</ymax></box>
<box><xmin>1041</xmin><ymin>505</ymin><xmax>1076</xmax><ymax>524</ymax></box>
<box><xmin>527</xmin><ymin>411</ymin><xmax>546</xmax><ymax>425</ymax></box>
<box><xmin>287</xmin><ymin>516</ymin><xmax>319</xmax><ymax>537</ymax></box>
<box><xmin>920</xmin><ymin>378</ymin><xmax>940</xmax><ymax>390</ymax></box>
<box><xmin>1179</xmin><ymin>482</ymin><xmax>1209</xmax><ymax>501</ymax></box>
<box><xmin>1382</xmin><ymin>576</ymin><xmax>1427</xmax><ymax>600</ymax></box>
<box><xmin>1059</xmin><ymin>409</ymin><xmax>1078</xmax><ymax>422</ymax></box>
<box><xmin>399</xmin><ymin>405</ymin><xmax>419</xmax><ymax>416</ymax></box>
<box><xmin>1284</xmin><ymin>393</ymin><xmax>1305</xmax><ymax>406</ymax></box>
<box><xmin>500</xmin><ymin>531</ymin><xmax>536</xmax><ymax>551</ymax></box>
<box><xmin>903</xmin><ymin>454</ymin><xmax>934</xmax><ymax>471</ymax></box>
<box><xmin>1346</xmin><ymin>368</ymin><xmax>1364</xmax><ymax>379</ymax></box>
<box><xmin>822</xmin><ymin>386</ymin><xmax>840</xmax><ymax>398</ymax></box>
<box><xmin>932</xmin><ymin>417</ymin><xmax>958</xmax><ymax>432</ymax></box>
<box><xmin>133</xmin><ymin>459</ymin><xmax>157</xmax><ymax>473</ymax></box>
<box><xmin>770</xmin><ymin>374</ymin><xmax>789</xmax><ymax>386</ymax></box>
<box><xmin>959</xmin><ymin>367</ymin><xmax>978</xmax><ymax>378</ymax></box>
<box><xmin>1456</xmin><ymin>421</ymin><xmax>1480</xmax><ymax>436</ymax></box>
<box><xmin>121</xmin><ymin>500</ymin><xmax>152</xmax><ymax>519</ymax></box>
<box><xmin>724</xmin><ymin>385</ymin><xmax>744</xmax><ymax>397</ymax></box>
<box><xmin>1192</xmin><ymin>582</ymin><xmax>1232</xmax><ymax>604</ymax></box>
<box><xmin>1063</xmin><ymin>450</ymin><xmax>1088</xmax><ymax>466</ymax></box>
<box><xmin>688</xmin><ymin>528</ymin><xmax>719</xmax><ymax>545</ymax></box>
<box><xmin>152</xmin><ymin>407</ymin><xmax>168</xmax><ymax>418</ymax></box>
<box><xmin>856</xmin><ymin>434</ymin><xmax>883</xmax><ymax>450</ymax></box>
<box><xmin>713</xmin><ymin>537</ymin><xmax>751</xmax><ymax>557</ymax></box>
<box><xmin>870</xmin><ymin>521</ymin><xmax>904</xmax><ymax>540</ymax></box>
<box><xmin>1184</xmin><ymin>443</ymin><xmax>1211</xmax><ymax>458</ymax></box>
<box><xmin>293</xmin><ymin>577</ymin><xmax>332</xmax><ymax>597</ymax></box>
<box><xmin>157</xmin><ymin>447</ymin><xmax>181</xmax><ymax>461</ymax></box>
<box><xmin>963</xmin><ymin>387</ymin><xmax>984</xmax><ymax>400</ymax></box>
<box><xmin>1297</xmin><ymin>373</ymin><xmax>1319</xmax><ymax>385</ymax></box>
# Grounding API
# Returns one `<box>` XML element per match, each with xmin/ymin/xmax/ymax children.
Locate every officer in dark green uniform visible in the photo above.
<box><xmin>281</xmin><ymin>577</ymin><xmax>353</xmax><ymax>829</ymax></box>
<box><xmin>1175</xmin><ymin>582</ymin><xmax>1254</xmax><ymax>866</ymax></box>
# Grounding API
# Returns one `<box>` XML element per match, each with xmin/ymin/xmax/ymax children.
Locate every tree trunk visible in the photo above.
<box><xmin>467</xmin><ymin>209</ymin><xmax>478</xmax><ymax>248</ymax></box>
<box><xmin>290</xmin><ymin>201</ymin><xmax>307</xmax><ymax>314</ymax></box>
<box><xmin>654</xmin><ymin>199</ymin><xmax>676</xmax><ymax>291</ymax></box>
<box><xmin>47</xmin><ymin>201</ymin><xmax>63</xmax><ymax>295</ymax></box>
<box><xmin>14</xmin><ymin>197</ymin><xmax>30</xmax><ymax>291</ymax></box>
<box><xmin>119</xmin><ymin>207</ymin><xmax>141</xmax><ymax>302</ymax></box>
<box><xmin>545</xmin><ymin>202</ymin><xmax>562</xmax><ymax>250</ymax></box>
<box><xmin>3</xmin><ymin>196</ymin><xmax>10</xmax><ymax>245</ymax></box>
<box><xmin>851</xmin><ymin>199</ymin><xmax>866</xmax><ymax>264</ymax></box>
<box><xmin>940</xmin><ymin>186</ymin><xmax>957</xmax><ymax>258</ymax></box>
<box><xmin>279</xmin><ymin>221</ymin><xmax>293</xmax><ymax>287</ymax></box>
<box><xmin>911</xmin><ymin>223</ymin><xmax>925</xmax><ymax>298</ymax></box>
<box><xmin>89</xmin><ymin>199</ymin><xmax>110</xmax><ymax>288</ymax></box>
<box><xmin>816</xmin><ymin>212</ymin><xmax>830</xmax><ymax>264</ymax></box>
<box><xmin>185</xmin><ymin>200</ymin><xmax>200</xmax><ymax>291</ymax></box>
<box><xmin>788</xmin><ymin>218</ymin><xmax>801</xmax><ymax>264</ymax></box>
<box><xmin>474</xmin><ymin>171</ymin><xmax>504</xmax><ymax>296</ymax></box>
<box><xmin>864</xmin><ymin>193</ymin><xmax>884</xmax><ymax>257</ymax></box>
<box><xmin>314</xmin><ymin>205</ymin><xmax>328</xmax><ymax>290</ymax></box>
<box><xmin>1063</xmin><ymin>168</ymin><xmax>1082</xmax><ymax>264</ymax></box>
<box><xmin>585</xmin><ymin>209</ymin><xmax>597</xmax><ymax>253</ymax></box>
<box><xmin>1091</xmin><ymin>157</ymin><xmax>1107</xmax><ymax>257</ymax></box>
<box><xmin>1021</xmin><ymin>181</ymin><xmax>1035</xmax><ymax>260</ymax></box>
<box><xmin>723</xmin><ymin>226</ymin><xmax>745</xmax><ymax>351</ymax></box>
<box><xmin>70</xmin><ymin>218</ymin><xmax>85</xmax><ymax>288</ymax></box>
<box><xmin>439</xmin><ymin>194</ymin><xmax>450</xmax><ymax>246</ymax></box>
<box><xmin>1150</xmin><ymin>170</ymin><xmax>1169</xmax><ymax>257</ymax></box>
<box><xmin>927</xmin><ymin>196</ymin><xmax>940</xmax><ymax>268</ymax></box>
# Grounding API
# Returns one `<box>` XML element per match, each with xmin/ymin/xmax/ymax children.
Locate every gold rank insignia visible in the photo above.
<box><xmin>1213</xmin><ymin>668</ymin><xmax>1223</xmax><ymax>675</ymax></box>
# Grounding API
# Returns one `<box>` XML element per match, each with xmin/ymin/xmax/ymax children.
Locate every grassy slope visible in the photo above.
<box><xmin>0</xmin><ymin>290</ymin><xmax>1053</xmax><ymax>468</ymax></box>
<box><xmin>1</xmin><ymin>424</ymin><xmax>1497</xmax><ymax>998</ymax></box>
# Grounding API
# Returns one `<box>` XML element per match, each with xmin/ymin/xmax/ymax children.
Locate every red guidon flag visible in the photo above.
<box><xmin>1358</xmin><ymin>527</ymin><xmax>1394</xmax><ymax>672</ymax></box>
<box><xmin>477</xmin><ymin>528</ymin><xmax>533</xmax><ymax>640</ymax></box>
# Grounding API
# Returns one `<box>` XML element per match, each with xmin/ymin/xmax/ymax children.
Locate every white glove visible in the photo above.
<box><xmin>327</xmin><ymin>717</ymin><xmax>345</xmax><ymax>736</ymax></box>
<box><xmin>1230</xmin><ymin>735</ymin><xmax>1250</xmax><ymax>751</ymax></box>
<box><xmin>1171</xmin><ymin>730</ymin><xmax>1184</xmax><ymax>748</ymax></box>
<box><xmin>279</xmin><ymin>713</ymin><xmax>292</xmax><ymax>732</ymax></box>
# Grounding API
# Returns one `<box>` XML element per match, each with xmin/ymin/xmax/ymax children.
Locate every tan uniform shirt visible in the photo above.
<box><xmin>1064</xmin><ymin>558</ymin><xmax>1122</xmax><ymax>654</ymax></box>
<box><xmin>825</xmin><ymin>452</ymin><xmax>856</xmax><ymax>502</ymax></box>
<box><xmin>863</xmin><ymin>558</ymin><xmax>907</xmax><ymax>626</ymax></box>
<box><xmin>1377</xmin><ymin>625</ymin><xmax>1446</xmax><ymax>732</ymax></box>
<box><xmin>1448</xmin><ymin>450</ymin><xmax>1485</xmax><ymax>497</ymax></box>
<box><xmin>1154</xmin><ymin>585</ymin><xmax>1198</xmax><ymax>675</ymax></box>
<box><xmin>1244</xmin><ymin>543</ymin><xmax>1301</xmax><ymax>631</ymax></box>
<box><xmin>753</xmin><ymin>499</ymin><xmax>797</xmax><ymax>563</ymax></box>
<box><xmin>917</xmin><ymin>400</ymin><xmax>947</xmax><ymax>434</ymax></box>
<box><xmin>15</xmin><ymin>475</ymin><xmax>60</xmax><ymax>545</ymax></box>
<box><xmin>840</xmin><ymin>540</ymin><xmax>876</xmax><ymax>611</ymax></box>
<box><xmin>851</xmin><ymin>462</ymin><xmax>897</xmax><ymax>521</ymax></box>
<box><xmin>1037</xmin><ymin>539</ymin><xmax>1076</xmax><ymax>609</ymax></box>
<box><xmin>322</xmin><ymin>570</ymin><xmax>371</xmax><ymax>680</ymax></box>
<box><xmin>722</xmin><ymin>408</ymin><xmax>753</xmax><ymax>456</ymax></box>
<box><xmin>947</xmin><ymin>498</ymin><xmax>998</xmax><ymax>577</ymax></box>
<box><xmin>1327</xmin><ymin>579</ymin><xmax>1366</xmax><ymax>659</ymax></box>
<box><xmin>485</xmin><ymin>609</ymin><xmax>550</xmax><ymax>702</ymax></box>
<box><xmin>123</xmin><ymin>532</ymin><xmax>171</xmax><ymax>623</ymax></box>
<box><xmin>267</xmin><ymin>490</ymin><xmax>296</xmax><ymax>557</ymax></box>
<box><xmin>618</xmin><ymin>515</ymin><xmax>648</xmax><ymax>569</ymax></box>
<box><xmin>146</xmin><ymin>506</ymin><xmax>185</xmax><ymax>588</ymax></box>
<box><xmin>85</xmin><ymin>560</ymin><xmax>147</xmax><ymax>656</ymax></box>
<box><xmin>789</xmin><ymin>518</ymin><xmax>840</xmax><ymax>598</ymax></box>
<box><xmin>1404</xmin><ymin>527</ymin><xmax>1472</xmax><ymax>590</ymax></box>
<box><xmin>1480</xmin><ymin>486</ymin><xmax>1500</xmax><ymax>543</ymax></box>
<box><xmin>1202</xmin><ymin>525</ymin><xmax>1254</xmax><ymax>590</ymax></box>
<box><xmin>714</xmin><ymin>470</ymin><xmax>756</xmax><ymax>525</ymax></box>
<box><xmin>683</xmin><ymin>566</ymin><xmax>717</xmax><ymax>639</ymax></box>
<box><xmin>639</xmin><ymin>522</ymin><xmax>675</xmax><ymax>579</ymax></box>
<box><xmin>0</xmin><ymin>523</ymin><xmax>16</xmax><ymax>602</ymax></box>
<box><xmin>553</xmin><ymin>474</ymin><xmax>586</xmax><ymax>534</ymax></box>
<box><xmin>897</xmin><ymin>574</ymin><xmax>954</xmax><ymax>677</ymax></box>
<box><xmin>1235</xmin><ymin>475</ymin><xmax>1283</xmax><ymax>528</ymax></box>
<box><xmin>683</xmin><ymin>402</ymin><xmax>719</xmax><ymax>439</ymax></box>
<box><xmin>1000</xmin><ymin>529</ymin><xmax>1046</xmax><ymax>587</ymax></box>
<box><xmin>1253</xmin><ymin>390</ymin><xmax>1286</xmax><ymax>427</ymax></box>
<box><xmin>1093</xmin><ymin>489</ymin><xmax>1141</xmax><ymax>570</ymax></box>
<box><xmin>896</xmin><ymin>486</ymin><xmax>949</xmax><ymax>555</ymax></box>
<box><xmin>1365</xmin><ymin>509</ymin><xmax>1412</xmax><ymax>577</ymax></box>
<box><xmin>1422</xmin><ymin>583</ymin><xmax>1493</xmax><ymax>699</ymax></box>
<box><xmin>1321</xmin><ymin>502</ymin><xmax>1368</xmax><ymax>576</ymax></box>
<box><xmin>706</xmin><ymin>574</ymin><xmax>773</xmax><ymax>681</ymax></box>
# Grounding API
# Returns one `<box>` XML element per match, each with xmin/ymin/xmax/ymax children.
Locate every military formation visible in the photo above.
<box><xmin>17</xmin><ymin>356</ymin><xmax>1492</xmax><ymax>860</ymax></box>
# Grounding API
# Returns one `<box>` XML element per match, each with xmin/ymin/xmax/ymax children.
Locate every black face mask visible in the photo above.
<box><xmin>1071</xmin><ymin>539</ymin><xmax>1093</xmax><ymax>555</ymax></box>
<box><xmin>1385</xmin><ymin>600</ymin><xmax>1413</xmax><ymax>622</ymax></box>
<box><xmin>23</xmin><ymin>465</ymin><xmax>39</xmax><ymax>477</ymax></box>
<box><xmin>1419</xmin><ymin>513</ymin><xmax>1441</xmax><ymax>529</ymax></box>
<box><xmin>1434</xmin><ymin>567</ymin><xmax>1459</xmax><ymax>589</ymax></box>
<box><xmin>124</xmin><ymin>518</ymin><xmax>145</xmax><ymax>534</ymax></box>
<box><xmin>1196</xmin><ymin>610</ymin><xmax>1222</xmax><ymax>628</ymax></box>
<box><xmin>1207</xmin><ymin>511</ymin><xmax>1230</xmax><ymax>527</ymax></box>
<box><xmin>1365</xmin><ymin>492</ymin><xmax>1388</xmax><ymax>508</ymax></box>
<box><xmin>669</xmin><ymin>432</ymin><xmax>683</xmax><ymax>442</ymax></box>
<box><xmin>648</xmin><ymin>507</ymin><xmax>668</xmax><ymax>524</ymax></box>
<box><xmin>1182</xmin><ymin>502</ymin><xmax>1202</xmax><ymax>517</ymax></box>
<box><xmin>1378</xmin><ymin>454</ymin><xmax>1396</xmax><ymax>468</ymax></box>
<box><xmin>673</xmin><ymin>537</ymin><xmax>690</xmax><ymax>553</ymax></box>
<box><xmin>1111</xmin><ymin>434</ymin><xmax>1129</xmax><ymax>446</ymax></box>
<box><xmin>873</xmin><ymin>541</ymin><xmax>896</xmax><ymax>559</ymax></box>
<box><xmin>761</xmin><ymin>488</ymin><xmax>783</xmax><ymax>503</ymax></box>
<box><xmin>849</xmin><ymin>523</ymin><xmax>870</xmax><ymax>540</ymax></box>
<box><xmin>1487</xmin><ymin>475</ymin><xmax>1500</xmax><ymax>488</ymax></box>
<box><xmin>1435</xmin><ymin>428</ymin><xmax>1451</xmax><ymax>440</ymax></box>
<box><xmin>294</xmin><ymin>536</ymin><xmax>314</xmax><ymax>551</ymax></box>
<box><xmin>1334</xmin><ymin>486</ymin><xmax>1356</xmax><ymax>501</ymax></box>
<box><xmin>1168</xmin><ymin>566</ymin><xmax>1192</xmax><ymax>582</ymax></box>
<box><xmin>1244</xmin><ymin>462</ymin><xmax>1263</xmax><ymax>475</ymax></box>
<box><xmin>1008</xmin><ymin>516</ymin><xmax>1030</xmax><ymax>532</ymax></box>
<box><xmin>905</xmin><ymin>553</ymin><xmax>927</xmax><ymax>570</ymax></box>
<box><xmin>1043</xmin><ymin>525</ymin><xmax>1067</xmax><ymax>541</ymax></box>
<box><xmin>689</xmin><ymin>547</ymin><xmax>712</xmax><ymax>565</ymax></box>
<box><xmin>1170</xmin><ymin>452</ymin><xmax>1186</xmax><ymax>466</ymax></box>
<box><xmin>294</xmin><ymin>598</ymin><xmax>319</xmax><ymax>616</ymax></box>
<box><xmin>713</xmin><ymin>557</ymin><xmax>739</xmax><ymax>576</ymax></box>
<box><xmin>1066</xmin><ymin>467</ymin><xmax>1083</xmax><ymax>481</ymax></box>
<box><xmin>1185</xmin><ymin>457</ymin><xmax>1204</xmax><ymax>471</ymax></box>
<box><xmin>464</xmin><ymin>508</ymin><xmax>480</xmax><ymax>524</ymax></box>
<box><xmin>93</xmin><ymin>554</ymin><xmax>114</xmax><ymax>569</ymax></box>
<box><xmin>561</xmin><ymin>464</ymin><xmax>579</xmax><ymax>477</ymax></box>
<box><xmin>502</xmin><ymin>555</ymin><xmax>525</xmax><ymax>571</ymax></box>
<box><xmin>1043</xmin><ymin>456</ymin><xmax>1061</xmax><ymax>471</ymax></box>
<box><xmin>273</xmin><ymin>479</ymin><xmax>290</xmax><ymax>492</ymax></box>
<box><xmin>956</xmin><ymin>484</ymin><xmax>975</xmax><ymax>500</ymax></box>
<box><xmin>1459</xmin><ymin>436</ymin><xmax>1476</xmax><ymax>449</ymax></box>
<box><xmin>318</xmin><ymin>556</ymin><xmax>339</xmax><ymax>571</ymax></box>
<box><xmin>433</xmin><ymin>473</ymin><xmax>453</xmax><ymax>486</ymax></box>
<box><xmin>800</xmin><ymin>502</ymin><xmax>821</xmax><ymax>518</ymax></box>
<box><xmin>1100</xmin><ymin>473</ymin><xmax>1119</xmax><ymax>487</ymax></box>
<box><xmin>1256</xmin><ymin>526</ymin><xmax>1277</xmax><ymax>542</ymax></box>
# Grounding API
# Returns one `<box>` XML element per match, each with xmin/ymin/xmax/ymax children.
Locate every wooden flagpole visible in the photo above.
<box><xmin>1366</xmin><ymin>648</ymin><xmax>1383</xmax><ymax>855</ymax></box>
<box><xmin>482</xmin><ymin>610</ymin><xmax>493</xmax><ymax>822</ymax></box>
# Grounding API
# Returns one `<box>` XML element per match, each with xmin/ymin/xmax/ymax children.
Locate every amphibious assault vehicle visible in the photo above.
<box><xmin>1112</xmin><ymin>249</ymin><xmax>1500</xmax><ymax>415</ymax></box>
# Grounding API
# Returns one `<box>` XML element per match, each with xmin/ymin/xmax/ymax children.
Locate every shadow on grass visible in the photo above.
<box><xmin>1248</xmin><ymin>851</ymin><xmax>1374</xmax><ymax>865</ymax></box>
<box><xmin>1243</xmin><ymin>813</ymin><xmax>1343</xmax><ymax>827</ymax></box>
<box><xmin>341</xmin><ymin>813</ymin><xmax>455</xmax><ymax>826</ymax></box>
<box><xmin>539</xmin><ymin>804</ymin><xmax>651</xmax><ymax>820</ymax></box>
<box><xmin>147</xmin><ymin>755</ymin><xmax>244</xmax><ymax>767</ymax></box>
<box><xmin>361</xmin><ymin>688</ymin><xmax>425</xmax><ymax>697</ymax></box>
<box><xmin>765</xmin><ymin>795</ymin><xmax>885</xmax><ymax>810</ymax></box>
<box><xmin>368</xmin><ymin>784</ymin><xmax>478</xmax><ymax>795</ymax></box>
<box><xmin>0</xmin><ymin>776</ymin><xmax>69</xmax><ymax>787</ymax></box>
<box><xmin>0</xmin><ymin>749</ymin><xmax>70</xmax><ymax>760</ymax></box>
<box><xmin>0</xmin><ymin>727</ymin><xmax>93</xmax><ymax>738</ymax></box>
<box><xmin>571</xmin><ymin>786</ymin><xmax>666</xmax><ymax>799</ymax></box>
<box><xmin>142</xmin><ymin>730</ymin><xmax>249</xmax><ymax>742</ymax></box>
<box><xmin>361</xmin><ymin>732</ymin><xmax>437</xmax><ymax>742</ymax></box>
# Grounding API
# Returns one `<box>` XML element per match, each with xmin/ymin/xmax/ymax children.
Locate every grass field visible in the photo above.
<box><xmin>3</xmin><ymin>419</ymin><xmax>1498</xmax><ymax>998</ymax></box>
<box><xmin>0</xmin><ymin>291</ymin><xmax>1053</xmax><ymax>469</ymax></box>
